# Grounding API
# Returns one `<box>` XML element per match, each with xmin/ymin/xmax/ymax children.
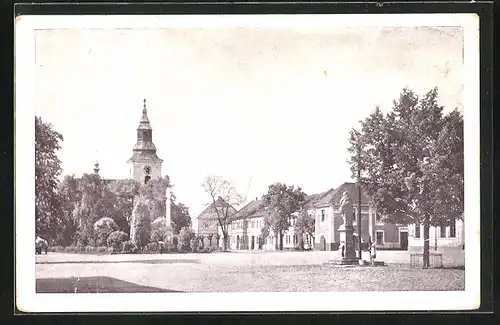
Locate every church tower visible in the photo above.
<box><xmin>128</xmin><ymin>99</ymin><xmax>163</xmax><ymax>184</ymax></box>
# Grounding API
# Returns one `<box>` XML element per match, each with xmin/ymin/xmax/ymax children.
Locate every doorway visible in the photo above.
<box><xmin>320</xmin><ymin>235</ymin><xmax>326</xmax><ymax>251</ymax></box>
<box><xmin>400</xmin><ymin>231</ymin><xmax>408</xmax><ymax>250</ymax></box>
<box><xmin>251</xmin><ymin>236</ymin><xmax>255</xmax><ymax>250</ymax></box>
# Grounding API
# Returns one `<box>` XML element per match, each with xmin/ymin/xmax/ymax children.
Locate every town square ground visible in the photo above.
<box><xmin>36</xmin><ymin>250</ymin><xmax>465</xmax><ymax>293</ymax></box>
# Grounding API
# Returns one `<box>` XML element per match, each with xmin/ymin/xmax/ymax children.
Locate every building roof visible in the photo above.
<box><xmin>304</xmin><ymin>188</ymin><xmax>334</xmax><ymax>208</ymax></box>
<box><xmin>231</xmin><ymin>199</ymin><xmax>265</xmax><ymax>220</ymax></box>
<box><xmin>231</xmin><ymin>197</ymin><xmax>279</xmax><ymax>221</ymax></box>
<box><xmin>197</xmin><ymin>197</ymin><xmax>237</xmax><ymax>220</ymax></box>
<box><xmin>313</xmin><ymin>182</ymin><xmax>370</xmax><ymax>208</ymax></box>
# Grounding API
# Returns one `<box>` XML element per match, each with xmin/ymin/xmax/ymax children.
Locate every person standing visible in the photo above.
<box><xmin>368</xmin><ymin>236</ymin><xmax>376</xmax><ymax>266</ymax></box>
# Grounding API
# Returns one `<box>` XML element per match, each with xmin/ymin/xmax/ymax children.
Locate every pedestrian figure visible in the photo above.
<box><xmin>368</xmin><ymin>236</ymin><xmax>376</xmax><ymax>266</ymax></box>
<box><xmin>35</xmin><ymin>235</ymin><xmax>48</xmax><ymax>255</ymax></box>
<box><xmin>341</xmin><ymin>243</ymin><xmax>345</xmax><ymax>258</ymax></box>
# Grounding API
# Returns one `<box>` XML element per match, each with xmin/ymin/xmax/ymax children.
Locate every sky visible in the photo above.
<box><xmin>34</xmin><ymin>26</ymin><xmax>464</xmax><ymax>220</ymax></box>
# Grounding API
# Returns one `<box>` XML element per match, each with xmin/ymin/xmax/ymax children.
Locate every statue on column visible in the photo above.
<box><xmin>338</xmin><ymin>191</ymin><xmax>354</xmax><ymax>228</ymax></box>
<box><xmin>164</xmin><ymin>175</ymin><xmax>173</xmax><ymax>247</ymax></box>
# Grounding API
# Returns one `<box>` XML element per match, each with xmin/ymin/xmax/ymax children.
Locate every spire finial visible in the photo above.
<box><xmin>142</xmin><ymin>98</ymin><xmax>148</xmax><ymax>118</ymax></box>
<box><xmin>94</xmin><ymin>161</ymin><xmax>100</xmax><ymax>175</ymax></box>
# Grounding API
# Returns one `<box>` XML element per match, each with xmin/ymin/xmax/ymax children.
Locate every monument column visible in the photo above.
<box><xmin>164</xmin><ymin>176</ymin><xmax>174</xmax><ymax>247</ymax></box>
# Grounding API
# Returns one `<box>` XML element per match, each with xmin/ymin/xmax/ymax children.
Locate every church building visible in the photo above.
<box><xmin>94</xmin><ymin>99</ymin><xmax>173</xmax><ymax>244</ymax></box>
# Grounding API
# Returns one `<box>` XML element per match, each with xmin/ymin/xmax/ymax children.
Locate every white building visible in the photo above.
<box><xmin>408</xmin><ymin>219</ymin><xmax>465</xmax><ymax>251</ymax></box>
<box><xmin>227</xmin><ymin>198</ymin><xmax>306</xmax><ymax>251</ymax></box>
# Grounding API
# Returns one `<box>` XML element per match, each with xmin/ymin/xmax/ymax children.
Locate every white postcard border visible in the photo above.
<box><xmin>15</xmin><ymin>13</ymin><xmax>481</xmax><ymax>312</ymax></box>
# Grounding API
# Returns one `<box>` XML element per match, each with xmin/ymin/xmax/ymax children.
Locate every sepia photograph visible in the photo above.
<box><xmin>15</xmin><ymin>13</ymin><xmax>480</xmax><ymax>312</ymax></box>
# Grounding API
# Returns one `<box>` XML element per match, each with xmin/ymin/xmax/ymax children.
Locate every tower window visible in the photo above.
<box><xmin>144</xmin><ymin>175</ymin><xmax>151</xmax><ymax>184</ymax></box>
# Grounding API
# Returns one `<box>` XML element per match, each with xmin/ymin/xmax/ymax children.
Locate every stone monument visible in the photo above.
<box><xmin>333</xmin><ymin>191</ymin><xmax>359</xmax><ymax>265</ymax></box>
<box><xmin>164</xmin><ymin>175</ymin><xmax>174</xmax><ymax>248</ymax></box>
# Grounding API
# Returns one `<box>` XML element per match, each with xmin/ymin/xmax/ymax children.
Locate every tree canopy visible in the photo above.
<box><xmin>262</xmin><ymin>183</ymin><xmax>306</xmax><ymax>250</ymax></box>
<box><xmin>35</xmin><ymin>116</ymin><xmax>64</xmax><ymax>241</ymax></box>
<box><xmin>72</xmin><ymin>173</ymin><xmax>112</xmax><ymax>246</ymax></box>
<box><xmin>294</xmin><ymin>207</ymin><xmax>315</xmax><ymax>249</ymax></box>
<box><xmin>347</xmin><ymin>87</ymin><xmax>464</xmax><ymax>267</ymax></box>
<box><xmin>171</xmin><ymin>202</ymin><xmax>191</xmax><ymax>234</ymax></box>
<box><xmin>106</xmin><ymin>179</ymin><xmax>140</xmax><ymax>233</ymax></box>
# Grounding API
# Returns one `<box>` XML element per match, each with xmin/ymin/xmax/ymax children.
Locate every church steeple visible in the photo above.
<box><xmin>132</xmin><ymin>98</ymin><xmax>157</xmax><ymax>152</ymax></box>
<box><xmin>127</xmin><ymin>99</ymin><xmax>163</xmax><ymax>184</ymax></box>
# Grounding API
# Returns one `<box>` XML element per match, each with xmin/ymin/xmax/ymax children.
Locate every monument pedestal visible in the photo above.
<box><xmin>164</xmin><ymin>229</ymin><xmax>174</xmax><ymax>250</ymax></box>
<box><xmin>327</xmin><ymin>225</ymin><xmax>360</xmax><ymax>266</ymax></box>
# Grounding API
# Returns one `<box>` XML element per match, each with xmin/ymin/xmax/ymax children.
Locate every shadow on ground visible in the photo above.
<box><xmin>36</xmin><ymin>276</ymin><xmax>182</xmax><ymax>293</ymax></box>
<box><xmin>36</xmin><ymin>259</ymin><xmax>200</xmax><ymax>265</ymax></box>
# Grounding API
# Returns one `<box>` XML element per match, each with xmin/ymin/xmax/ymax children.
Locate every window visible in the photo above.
<box><xmin>440</xmin><ymin>224</ymin><xmax>446</xmax><ymax>238</ymax></box>
<box><xmin>415</xmin><ymin>223</ymin><xmax>421</xmax><ymax>238</ymax></box>
<box><xmin>376</xmin><ymin>231</ymin><xmax>384</xmax><ymax>244</ymax></box>
<box><xmin>321</xmin><ymin>209</ymin><xmax>325</xmax><ymax>222</ymax></box>
<box><xmin>449</xmin><ymin>220</ymin><xmax>456</xmax><ymax>238</ymax></box>
<box><xmin>375</xmin><ymin>211</ymin><xmax>381</xmax><ymax>222</ymax></box>
<box><xmin>294</xmin><ymin>234</ymin><xmax>297</xmax><ymax>244</ymax></box>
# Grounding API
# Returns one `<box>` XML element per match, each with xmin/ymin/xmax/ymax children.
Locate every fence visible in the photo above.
<box><xmin>410</xmin><ymin>253</ymin><xmax>443</xmax><ymax>268</ymax></box>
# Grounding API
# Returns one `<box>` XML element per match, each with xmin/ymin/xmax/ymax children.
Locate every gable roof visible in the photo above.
<box><xmin>197</xmin><ymin>197</ymin><xmax>237</xmax><ymax>220</ymax></box>
<box><xmin>313</xmin><ymin>182</ymin><xmax>370</xmax><ymax>208</ymax></box>
<box><xmin>231</xmin><ymin>199</ymin><xmax>263</xmax><ymax>220</ymax></box>
<box><xmin>304</xmin><ymin>188</ymin><xmax>334</xmax><ymax>208</ymax></box>
<box><xmin>231</xmin><ymin>198</ymin><xmax>275</xmax><ymax>221</ymax></box>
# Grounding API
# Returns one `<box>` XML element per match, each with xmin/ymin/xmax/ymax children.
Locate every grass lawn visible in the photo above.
<box><xmin>36</xmin><ymin>252</ymin><xmax>465</xmax><ymax>293</ymax></box>
<box><xmin>36</xmin><ymin>276</ymin><xmax>180</xmax><ymax>293</ymax></box>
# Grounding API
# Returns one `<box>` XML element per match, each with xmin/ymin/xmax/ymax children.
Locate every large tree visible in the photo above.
<box><xmin>262</xmin><ymin>183</ymin><xmax>306</xmax><ymax>250</ymax></box>
<box><xmin>136</xmin><ymin>176</ymin><xmax>190</xmax><ymax>233</ymax></box>
<box><xmin>171</xmin><ymin>202</ymin><xmax>191</xmax><ymax>234</ymax></box>
<box><xmin>294</xmin><ymin>206</ymin><xmax>315</xmax><ymax>250</ymax></box>
<box><xmin>201</xmin><ymin>175</ymin><xmax>243</xmax><ymax>251</ymax></box>
<box><xmin>106</xmin><ymin>179</ymin><xmax>140</xmax><ymax>234</ymax></box>
<box><xmin>35</xmin><ymin>116</ymin><xmax>64</xmax><ymax>242</ymax></box>
<box><xmin>131</xmin><ymin>198</ymin><xmax>151</xmax><ymax>250</ymax></box>
<box><xmin>347</xmin><ymin>87</ymin><xmax>464</xmax><ymax>268</ymax></box>
<box><xmin>138</xmin><ymin>176</ymin><xmax>170</xmax><ymax>221</ymax></box>
<box><xmin>57</xmin><ymin>174</ymin><xmax>81</xmax><ymax>245</ymax></box>
<box><xmin>72</xmin><ymin>173</ymin><xmax>111</xmax><ymax>246</ymax></box>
